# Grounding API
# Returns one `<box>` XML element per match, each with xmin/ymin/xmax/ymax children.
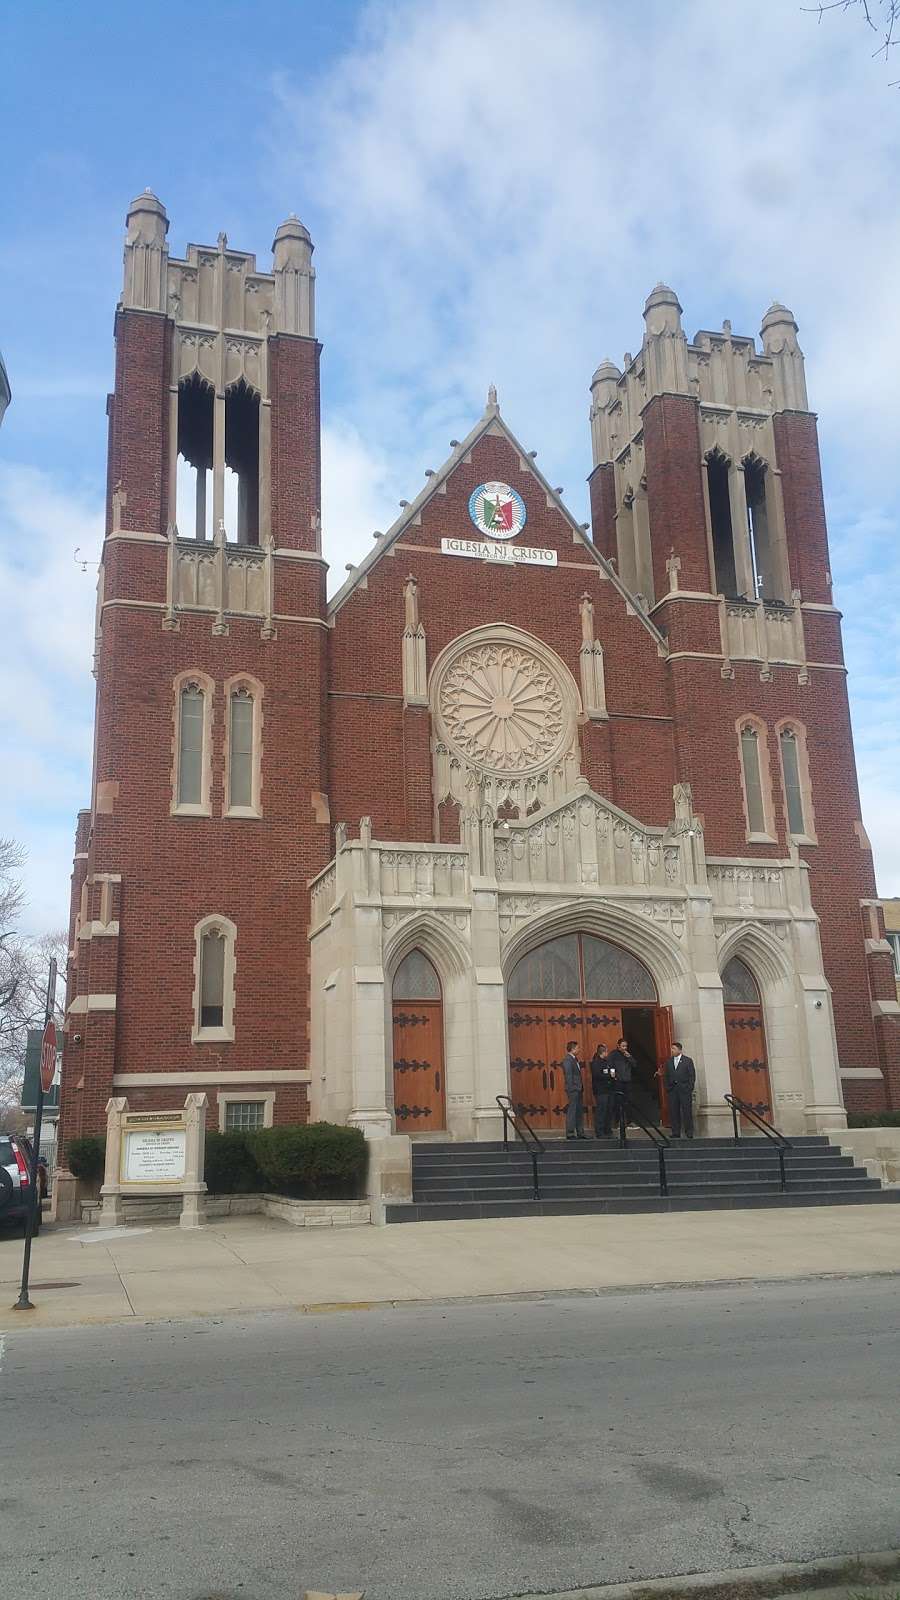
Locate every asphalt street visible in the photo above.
<box><xmin>1</xmin><ymin>1275</ymin><xmax>898</xmax><ymax>1600</ymax></box>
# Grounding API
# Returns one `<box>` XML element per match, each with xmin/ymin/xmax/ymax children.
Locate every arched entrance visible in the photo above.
<box><xmin>506</xmin><ymin>933</ymin><xmax>672</xmax><ymax>1131</ymax></box>
<box><xmin>722</xmin><ymin>956</ymin><xmax>773</xmax><ymax>1120</ymax></box>
<box><xmin>391</xmin><ymin>950</ymin><xmax>447</xmax><ymax>1132</ymax></box>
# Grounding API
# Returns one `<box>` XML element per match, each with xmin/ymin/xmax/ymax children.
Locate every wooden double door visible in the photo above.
<box><xmin>507</xmin><ymin>1002</ymin><xmax>673</xmax><ymax>1132</ymax></box>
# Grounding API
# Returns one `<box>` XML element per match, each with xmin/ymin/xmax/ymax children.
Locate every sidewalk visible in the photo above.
<box><xmin>2</xmin><ymin>1203</ymin><xmax>899</xmax><ymax>1328</ymax></box>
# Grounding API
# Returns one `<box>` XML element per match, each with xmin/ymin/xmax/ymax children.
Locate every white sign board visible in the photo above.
<box><xmin>441</xmin><ymin>537</ymin><xmax>557</xmax><ymax>568</ymax></box>
<box><xmin>123</xmin><ymin>1127</ymin><xmax>187</xmax><ymax>1184</ymax></box>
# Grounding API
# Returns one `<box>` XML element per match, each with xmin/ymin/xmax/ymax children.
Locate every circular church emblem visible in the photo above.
<box><xmin>468</xmin><ymin>481</ymin><xmax>527</xmax><ymax>540</ymax></box>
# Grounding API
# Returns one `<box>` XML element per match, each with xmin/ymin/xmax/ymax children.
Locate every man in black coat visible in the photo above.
<box><xmin>662</xmin><ymin>1042</ymin><xmax>696</xmax><ymax>1138</ymax></box>
<box><xmin>605</xmin><ymin>1037</ymin><xmax>635</xmax><ymax>1135</ymax></box>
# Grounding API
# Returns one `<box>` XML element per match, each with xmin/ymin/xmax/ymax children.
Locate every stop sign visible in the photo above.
<box><xmin>40</xmin><ymin>1019</ymin><xmax>57</xmax><ymax>1094</ymax></box>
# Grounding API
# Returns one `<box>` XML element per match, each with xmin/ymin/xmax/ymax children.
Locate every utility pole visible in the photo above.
<box><xmin>14</xmin><ymin>956</ymin><xmax>57</xmax><ymax>1312</ymax></box>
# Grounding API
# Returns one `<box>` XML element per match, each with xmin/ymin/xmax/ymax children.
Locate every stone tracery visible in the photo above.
<box><xmin>437</xmin><ymin>642</ymin><xmax>567</xmax><ymax>774</ymax></box>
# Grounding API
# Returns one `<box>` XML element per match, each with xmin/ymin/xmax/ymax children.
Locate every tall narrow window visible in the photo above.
<box><xmin>743</xmin><ymin>453</ymin><xmax>777</xmax><ymax>601</ymax></box>
<box><xmin>740</xmin><ymin>724</ymin><xmax>767</xmax><ymax>836</ymax></box>
<box><xmin>229</xmin><ymin>690</ymin><xmax>254</xmax><ymax>809</ymax></box>
<box><xmin>706</xmin><ymin>448</ymin><xmax>737</xmax><ymax>597</ymax></box>
<box><xmin>175</xmin><ymin>374</ymin><xmax>214</xmax><ymax>540</ymax></box>
<box><xmin>178</xmin><ymin>684</ymin><xmax>205</xmax><ymax>806</ymax></box>
<box><xmin>193</xmin><ymin>915</ymin><xmax>236</xmax><ymax>1042</ymax></box>
<box><xmin>779</xmin><ymin>728</ymin><xmax>804</xmax><ymax>835</ymax></box>
<box><xmin>224</xmin><ymin>379</ymin><xmax>260</xmax><ymax>545</ymax></box>
<box><xmin>200</xmin><ymin>929</ymin><xmax>225</xmax><ymax>1027</ymax></box>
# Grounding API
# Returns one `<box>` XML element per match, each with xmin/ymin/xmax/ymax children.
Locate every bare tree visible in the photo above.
<box><xmin>804</xmin><ymin>0</ymin><xmax>900</xmax><ymax>72</ymax></box>
<box><xmin>0</xmin><ymin>838</ymin><xmax>67</xmax><ymax>1110</ymax></box>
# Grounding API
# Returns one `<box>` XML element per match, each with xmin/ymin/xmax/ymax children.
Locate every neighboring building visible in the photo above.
<box><xmin>884</xmin><ymin>899</ymin><xmax>900</xmax><ymax>1005</ymax></box>
<box><xmin>56</xmin><ymin>192</ymin><xmax>900</xmax><ymax>1161</ymax></box>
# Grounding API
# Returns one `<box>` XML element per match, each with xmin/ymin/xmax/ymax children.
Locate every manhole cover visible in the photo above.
<box><xmin>30</xmin><ymin>1281</ymin><xmax>81</xmax><ymax>1290</ymax></box>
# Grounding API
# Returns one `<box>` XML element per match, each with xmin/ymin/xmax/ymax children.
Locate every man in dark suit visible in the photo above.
<box><xmin>662</xmin><ymin>1042</ymin><xmax>696</xmax><ymax>1138</ymax></box>
<box><xmin>562</xmin><ymin>1040</ymin><xmax>588</xmax><ymax>1140</ymax></box>
<box><xmin>605</xmin><ymin>1037</ymin><xmax>635</xmax><ymax>1136</ymax></box>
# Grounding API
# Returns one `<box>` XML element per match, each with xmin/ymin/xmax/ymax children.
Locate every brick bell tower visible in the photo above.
<box><xmin>57</xmin><ymin>193</ymin><xmax>331</xmax><ymax>1154</ymax></box>
<box><xmin>587</xmin><ymin>286</ymin><xmax>900</xmax><ymax>1112</ymax></box>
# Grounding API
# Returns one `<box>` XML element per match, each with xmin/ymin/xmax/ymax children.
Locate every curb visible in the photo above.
<box><xmin>504</xmin><ymin>1548</ymin><xmax>900</xmax><ymax>1600</ymax></box>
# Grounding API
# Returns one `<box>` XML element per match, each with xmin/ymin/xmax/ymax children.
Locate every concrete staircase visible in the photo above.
<box><xmin>385</xmin><ymin>1135</ymin><xmax>900</xmax><ymax>1222</ymax></box>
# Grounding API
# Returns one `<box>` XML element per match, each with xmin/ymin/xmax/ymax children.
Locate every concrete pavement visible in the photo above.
<box><xmin>1</xmin><ymin>1277</ymin><xmax>899</xmax><ymax>1599</ymax></box>
<box><xmin>2</xmin><ymin>1203</ymin><xmax>900</xmax><ymax>1326</ymax></box>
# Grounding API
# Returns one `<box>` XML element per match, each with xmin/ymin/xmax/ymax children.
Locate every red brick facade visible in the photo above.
<box><xmin>56</xmin><ymin>229</ymin><xmax>900</xmax><ymax>1156</ymax></box>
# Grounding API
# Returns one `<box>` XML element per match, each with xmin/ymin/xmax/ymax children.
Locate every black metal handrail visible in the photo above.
<box><xmin>725</xmin><ymin>1092</ymin><xmax>792</xmax><ymax>1191</ymax></box>
<box><xmin>496</xmin><ymin>1095</ymin><xmax>545</xmax><ymax>1199</ymax></box>
<box><xmin>615</xmin><ymin>1091</ymin><xmax>670</xmax><ymax>1196</ymax></box>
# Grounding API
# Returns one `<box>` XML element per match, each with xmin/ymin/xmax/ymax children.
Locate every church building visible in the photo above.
<box><xmin>56</xmin><ymin>193</ymin><xmax>900</xmax><ymax>1168</ymax></box>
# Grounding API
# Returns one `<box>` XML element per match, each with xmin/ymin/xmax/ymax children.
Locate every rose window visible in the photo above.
<box><xmin>436</xmin><ymin>642</ymin><xmax>569</xmax><ymax>774</ymax></box>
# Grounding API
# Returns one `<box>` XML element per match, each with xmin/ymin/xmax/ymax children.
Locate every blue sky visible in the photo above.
<box><xmin>1</xmin><ymin>0</ymin><xmax>899</xmax><ymax>932</ymax></box>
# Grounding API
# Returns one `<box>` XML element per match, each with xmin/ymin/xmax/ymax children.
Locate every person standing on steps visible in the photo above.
<box><xmin>590</xmin><ymin>1042</ymin><xmax>615</xmax><ymax>1138</ymax></box>
<box><xmin>562</xmin><ymin>1040</ymin><xmax>588</xmax><ymax>1141</ymax></box>
<box><xmin>662</xmin><ymin>1042</ymin><xmax>697</xmax><ymax>1139</ymax></box>
<box><xmin>606</xmin><ymin>1036</ymin><xmax>635</xmax><ymax>1136</ymax></box>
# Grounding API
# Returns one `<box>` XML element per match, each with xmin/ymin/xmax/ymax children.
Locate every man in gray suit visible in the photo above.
<box><xmin>562</xmin><ymin>1040</ymin><xmax>588</xmax><ymax>1140</ymax></box>
<box><xmin>662</xmin><ymin>1042</ymin><xmax>697</xmax><ymax>1139</ymax></box>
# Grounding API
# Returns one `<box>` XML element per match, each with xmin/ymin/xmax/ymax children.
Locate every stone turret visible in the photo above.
<box><xmin>272</xmin><ymin>215</ymin><xmax>316</xmax><ymax>337</ymax></box>
<box><xmin>760</xmin><ymin>302</ymin><xmax>808</xmax><ymax>411</ymax></box>
<box><xmin>122</xmin><ymin>189</ymin><xmax>169</xmax><ymax>312</ymax></box>
<box><xmin>642</xmin><ymin>282</ymin><xmax>690</xmax><ymax>397</ymax></box>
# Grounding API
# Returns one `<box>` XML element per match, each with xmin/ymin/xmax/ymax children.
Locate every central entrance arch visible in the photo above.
<box><xmin>507</xmin><ymin>933</ymin><xmax>672</xmax><ymax>1130</ymax></box>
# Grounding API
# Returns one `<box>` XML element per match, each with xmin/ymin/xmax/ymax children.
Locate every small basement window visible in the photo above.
<box><xmin>223</xmin><ymin>1100</ymin><xmax>266</xmax><ymax>1132</ymax></box>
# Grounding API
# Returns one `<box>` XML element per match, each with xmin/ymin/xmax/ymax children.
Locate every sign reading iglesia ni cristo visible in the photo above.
<box><xmin>442</xmin><ymin>480</ymin><xmax>557</xmax><ymax>567</ymax></box>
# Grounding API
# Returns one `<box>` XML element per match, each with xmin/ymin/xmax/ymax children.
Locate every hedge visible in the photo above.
<box><xmin>250</xmin><ymin>1122</ymin><xmax>368</xmax><ymax>1199</ymax></box>
<box><xmin>204</xmin><ymin>1131</ymin><xmax>263</xmax><ymax>1194</ymax></box>
<box><xmin>66</xmin><ymin>1135</ymin><xmax>106</xmax><ymax>1183</ymax></box>
<box><xmin>847</xmin><ymin>1111</ymin><xmax>900</xmax><ymax>1129</ymax></box>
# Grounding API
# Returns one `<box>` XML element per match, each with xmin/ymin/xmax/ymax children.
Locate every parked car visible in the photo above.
<box><xmin>17</xmin><ymin>1136</ymin><xmax>49</xmax><ymax>1200</ymax></box>
<box><xmin>0</xmin><ymin>1134</ymin><xmax>40</xmax><ymax>1235</ymax></box>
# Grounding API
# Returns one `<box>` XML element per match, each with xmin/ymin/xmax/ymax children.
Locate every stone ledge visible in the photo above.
<box><xmin>80</xmin><ymin>1193</ymin><xmax>371</xmax><ymax>1227</ymax></box>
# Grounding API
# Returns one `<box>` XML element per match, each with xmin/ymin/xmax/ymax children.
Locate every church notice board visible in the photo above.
<box><xmin>120</xmin><ymin>1111</ymin><xmax>187</xmax><ymax>1187</ymax></box>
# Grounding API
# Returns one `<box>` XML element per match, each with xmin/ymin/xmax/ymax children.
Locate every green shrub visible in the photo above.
<box><xmin>250</xmin><ymin>1122</ymin><xmax>369</xmax><ymax>1199</ymax></box>
<box><xmin>205</xmin><ymin>1130</ymin><xmax>263</xmax><ymax>1194</ymax></box>
<box><xmin>847</xmin><ymin>1111</ymin><xmax>900</xmax><ymax>1128</ymax></box>
<box><xmin>66</xmin><ymin>1135</ymin><xmax>106</xmax><ymax>1183</ymax></box>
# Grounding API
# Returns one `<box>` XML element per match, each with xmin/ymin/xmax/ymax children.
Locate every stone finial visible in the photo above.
<box><xmin>760</xmin><ymin>302</ymin><xmax>807</xmax><ymax>410</ymax></box>
<box><xmin>642</xmin><ymin>282</ymin><xmax>683</xmax><ymax>337</ymax></box>
<box><xmin>486</xmin><ymin>382</ymin><xmax>499</xmax><ymax>412</ymax></box>
<box><xmin>590</xmin><ymin>358</ymin><xmax>621</xmax><ymax>407</ymax></box>
<box><xmin>272</xmin><ymin>215</ymin><xmax>315</xmax><ymax>337</ymax></box>
<box><xmin>579</xmin><ymin>592</ymin><xmax>595</xmax><ymax>647</ymax></box>
<box><xmin>123</xmin><ymin>190</ymin><xmax>169</xmax><ymax>312</ymax></box>
<box><xmin>760</xmin><ymin>301</ymin><xmax>800</xmax><ymax>354</ymax></box>
<box><xmin>126</xmin><ymin>189</ymin><xmax>169</xmax><ymax>245</ymax></box>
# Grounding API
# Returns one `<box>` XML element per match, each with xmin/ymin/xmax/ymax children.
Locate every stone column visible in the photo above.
<box><xmin>98</xmin><ymin>1096</ymin><xmax>129</xmax><ymax>1228</ymax></box>
<box><xmin>180</xmin><ymin>1092</ymin><xmax>209</xmax><ymax>1229</ymax></box>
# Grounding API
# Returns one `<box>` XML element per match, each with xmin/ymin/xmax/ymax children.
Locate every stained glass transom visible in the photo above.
<box><xmin>722</xmin><ymin>956</ymin><xmax>760</xmax><ymax>1005</ymax></box>
<box><xmin>508</xmin><ymin>934</ymin><xmax>656</xmax><ymax>1002</ymax></box>
<box><xmin>582</xmin><ymin>936</ymin><xmax>656</xmax><ymax>1001</ymax></box>
<box><xmin>392</xmin><ymin>950</ymin><xmax>441</xmax><ymax>1000</ymax></box>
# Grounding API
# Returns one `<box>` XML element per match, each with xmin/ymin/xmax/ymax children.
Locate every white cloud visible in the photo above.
<box><xmin>0</xmin><ymin>462</ymin><xmax>100</xmax><ymax>932</ymax></box>
<box><xmin>269</xmin><ymin>0</ymin><xmax>900</xmax><ymax>890</ymax></box>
